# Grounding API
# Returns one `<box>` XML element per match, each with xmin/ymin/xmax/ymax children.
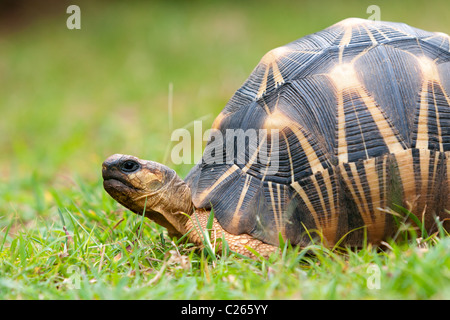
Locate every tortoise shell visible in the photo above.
<box><xmin>185</xmin><ymin>18</ymin><xmax>450</xmax><ymax>246</ymax></box>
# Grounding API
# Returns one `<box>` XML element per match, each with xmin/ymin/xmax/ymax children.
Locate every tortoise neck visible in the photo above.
<box><xmin>144</xmin><ymin>169</ymin><xmax>194</xmax><ymax>236</ymax></box>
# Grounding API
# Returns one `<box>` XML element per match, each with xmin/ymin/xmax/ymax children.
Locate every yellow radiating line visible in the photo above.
<box><xmin>291</xmin><ymin>181</ymin><xmax>321</xmax><ymax>229</ymax></box>
<box><xmin>256</xmin><ymin>46</ymin><xmax>291</xmax><ymax>99</ymax></box>
<box><xmin>370</xmin><ymin>24</ymin><xmax>390</xmax><ymax>41</ymax></box>
<box><xmin>350</xmin><ymin>46</ymin><xmax>375</xmax><ymax>64</ymax></box>
<box><xmin>418</xmin><ymin>150</ymin><xmax>438</xmax><ymax>215</ymax></box>
<box><xmin>336</xmin><ymin>92</ymin><xmax>348</xmax><ymax>163</ymax></box>
<box><xmin>338</xmin><ymin>25</ymin><xmax>353</xmax><ymax>63</ymax></box>
<box><xmin>254</xmin><ymin>46</ymin><xmax>324</xmax><ymax>100</ymax></box>
<box><xmin>288</xmin><ymin>124</ymin><xmax>326</xmax><ymax>174</ymax></box>
<box><xmin>361</xmin><ymin>158</ymin><xmax>385</xmax><ymax>241</ymax></box>
<box><xmin>424</xmin><ymin>32</ymin><xmax>450</xmax><ymax>49</ymax></box>
<box><xmin>260</xmin><ymin>133</ymin><xmax>276</xmax><ymax>182</ymax></box>
<box><xmin>356</xmin><ymin>86</ymin><xmax>405</xmax><ymax>154</ymax></box>
<box><xmin>361</xmin><ymin>24</ymin><xmax>378</xmax><ymax>45</ymax></box>
<box><xmin>364</xmin><ymin>158</ymin><xmax>381</xmax><ymax>212</ymax></box>
<box><xmin>350</xmin><ymin>93</ymin><xmax>370</xmax><ymax>160</ymax></box>
<box><xmin>257</xmin><ymin>66</ymin><xmax>270</xmax><ymax>99</ymax></box>
<box><xmin>418</xmin><ymin>149</ymin><xmax>434</xmax><ymax>201</ymax></box>
<box><xmin>430</xmin><ymin>151</ymin><xmax>439</xmax><ymax>193</ymax></box>
<box><xmin>381</xmin><ymin>155</ymin><xmax>388</xmax><ymax>209</ymax></box>
<box><xmin>431</xmin><ymin>82</ymin><xmax>444</xmax><ymax>152</ymax></box>
<box><xmin>310</xmin><ymin>175</ymin><xmax>327</xmax><ymax>224</ymax></box>
<box><xmin>268</xmin><ymin>181</ymin><xmax>281</xmax><ymax>234</ymax></box>
<box><xmin>414</xmin><ymin>57</ymin><xmax>443</xmax><ymax>149</ymax></box>
<box><xmin>291</xmin><ymin>180</ymin><xmax>335</xmax><ymax>244</ymax></box>
<box><xmin>308</xmin><ymin>172</ymin><xmax>340</xmax><ymax>244</ymax></box>
<box><xmin>211</xmin><ymin>112</ymin><xmax>226</xmax><ymax>130</ymax></box>
<box><xmin>262</xmin><ymin>99</ymin><xmax>271</xmax><ymax>115</ymax></box>
<box><xmin>242</xmin><ymin>133</ymin><xmax>268</xmax><ymax>173</ymax></box>
<box><xmin>343</xmin><ymin>163</ymin><xmax>372</xmax><ymax>223</ymax></box>
<box><xmin>271</xmin><ymin>61</ymin><xmax>284</xmax><ymax>87</ymax></box>
<box><xmin>194</xmin><ymin>165</ymin><xmax>239</xmax><ymax>204</ymax></box>
<box><xmin>264</xmin><ymin>107</ymin><xmax>326</xmax><ymax>174</ymax></box>
<box><xmin>321</xmin><ymin>169</ymin><xmax>336</xmax><ymax>227</ymax></box>
<box><xmin>282</xmin><ymin>132</ymin><xmax>295</xmax><ymax>184</ymax></box>
<box><xmin>395</xmin><ymin>150</ymin><xmax>417</xmax><ymax>203</ymax></box>
<box><xmin>416</xmin><ymin>82</ymin><xmax>430</xmax><ymax>150</ymax></box>
<box><xmin>339</xmin><ymin>165</ymin><xmax>377</xmax><ymax>238</ymax></box>
<box><xmin>385</xmin><ymin>24</ymin><xmax>412</xmax><ymax>38</ymax></box>
<box><xmin>276</xmin><ymin>183</ymin><xmax>284</xmax><ymax>238</ymax></box>
<box><xmin>339</xmin><ymin>163</ymin><xmax>375</xmax><ymax>235</ymax></box>
<box><xmin>229</xmin><ymin>174</ymin><xmax>252</xmax><ymax>230</ymax></box>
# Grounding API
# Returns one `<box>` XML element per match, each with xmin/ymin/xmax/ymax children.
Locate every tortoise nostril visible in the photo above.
<box><xmin>120</xmin><ymin>160</ymin><xmax>141</xmax><ymax>173</ymax></box>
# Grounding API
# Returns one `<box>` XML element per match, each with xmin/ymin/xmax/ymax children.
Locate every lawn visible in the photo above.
<box><xmin>1</xmin><ymin>0</ymin><xmax>450</xmax><ymax>300</ymax></box>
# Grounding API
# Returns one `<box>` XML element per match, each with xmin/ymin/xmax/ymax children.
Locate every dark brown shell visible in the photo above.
<box><xmin>186</xmin><ymin>18</ymin><xmax>450</xmax><ymax>246</ymax></box>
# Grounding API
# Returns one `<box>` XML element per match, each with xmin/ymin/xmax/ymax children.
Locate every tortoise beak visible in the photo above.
<box><xmin>102</xmin><ymin>154</ymin><xmax>141</xmax><ymax>201</ymax></box>
<box><xmin>102</xmin><ymin>154</ymin><xmax>122</xmax><ymax>180</ymax></box>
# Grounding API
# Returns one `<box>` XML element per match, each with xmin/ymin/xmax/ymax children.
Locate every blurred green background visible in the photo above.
<box><xmin>1</xmin><ymin>0</ymin><xmax>449</xmax><ymax>222</ymax></box>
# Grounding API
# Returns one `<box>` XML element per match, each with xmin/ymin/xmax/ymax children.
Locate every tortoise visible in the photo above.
<box><xmin>102</xmin><ymin>18</ymin><xmax>450</xmax><ymax>259</ymax></box>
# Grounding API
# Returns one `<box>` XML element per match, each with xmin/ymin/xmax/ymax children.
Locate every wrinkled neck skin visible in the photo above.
<box><xmin>140</xmin><ymin>169</ymin><xmax>194</xmax><ymax>238</ymax></box>
<box><xmin>106</xmin><ymin>164</ymin><xmax>194</xmax><ymax>238</ymax></box>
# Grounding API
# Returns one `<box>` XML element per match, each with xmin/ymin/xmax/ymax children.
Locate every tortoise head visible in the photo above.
<box><xmin>102</xmin><ymin>154</ymin><xmax>194</xmax><ymax>237</ymax></box>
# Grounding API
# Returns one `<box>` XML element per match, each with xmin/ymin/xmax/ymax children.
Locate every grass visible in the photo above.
<box><xmin>1</xmin><ymin>0</ymin><xmax>450</xmax><ymax>300</ymax></box>
<box><xmin>2</xmin><ymin>192</ymin><xmax>450</xmax><ymax>299</ymax></box>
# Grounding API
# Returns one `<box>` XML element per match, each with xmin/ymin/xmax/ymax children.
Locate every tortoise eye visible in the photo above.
<box><xmin>120</xmin><ymin>160</ymin><xmax>141</xmax><ymax>173</ymax></box>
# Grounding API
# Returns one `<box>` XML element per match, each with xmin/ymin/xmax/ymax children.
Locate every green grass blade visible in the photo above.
<box><xmin>1</xmin><ymin>218</ymin><xmax>14</xmax><ymax>253</ymax></box>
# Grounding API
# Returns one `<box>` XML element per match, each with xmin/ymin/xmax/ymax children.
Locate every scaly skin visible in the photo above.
<box><xmin>186</xmin><ymin>209</ymin><xmax>278</xmax><ymax>259</ymax></box>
